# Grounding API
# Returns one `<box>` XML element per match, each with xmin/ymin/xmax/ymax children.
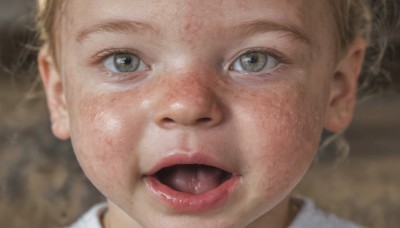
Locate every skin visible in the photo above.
<box><xmin>38</xmin><ymin>0</ymin><xmax>366</xmax><ymax>227</ymax></box>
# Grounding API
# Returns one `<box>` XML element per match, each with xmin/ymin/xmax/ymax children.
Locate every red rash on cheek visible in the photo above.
<box><xmin>67</xmin><ymin>90</ymin><xmax>146</xmax><ymax>192</ymax></box>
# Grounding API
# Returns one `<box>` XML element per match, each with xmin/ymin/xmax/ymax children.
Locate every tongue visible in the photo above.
<box><xmin>157</xmin><ymin>165</ymin><xmax>228</xmax><ymax>194</ymax></box>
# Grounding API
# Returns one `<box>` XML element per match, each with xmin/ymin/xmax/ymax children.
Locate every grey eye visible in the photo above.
<box><xmin>231</xmin><ymin>52</ymin><xmax>279</xmax><ymax>73</ymax></box>
<box><xmin>105</xmin><ymin>53</ymin><xmax>146</xmax><ymax>73</ymax></box>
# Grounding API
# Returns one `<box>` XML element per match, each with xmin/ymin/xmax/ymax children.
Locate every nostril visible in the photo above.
<box><xmin>196</xmin><ymin>117</ymin><xmax>212</xmax><ymax>125</ymax></box>
<box><xmin>162</xmin><ymin>118</ymin><xmax>175</xmax><ymax>124</ymax></box>
<box><xmin>161</xmin><ymin>117</ymin><xmax>213</xmax><ymax>127</ymax></box>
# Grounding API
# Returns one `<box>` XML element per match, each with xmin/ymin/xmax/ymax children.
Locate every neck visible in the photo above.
<box><xmin>247</xmin><ymin>196</ymin><xmax>300</xmax><ymax>228</ymax></box>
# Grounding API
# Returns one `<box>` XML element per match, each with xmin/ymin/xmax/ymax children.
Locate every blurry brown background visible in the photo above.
<box><xmin>0</xmin><ymin>1</ymin><xmax>399</xmax><ymax>228</ymax></box>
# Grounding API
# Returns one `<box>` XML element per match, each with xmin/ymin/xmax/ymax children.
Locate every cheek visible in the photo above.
<box><xmin>67</xmin><ymin>90</ymin><xmax>145</xmax><ymax>194</ymax></box>
<box><xmin>236</xmin><ymin>83</ymin><xmax>326</xmax><ymax>195</ymax></box>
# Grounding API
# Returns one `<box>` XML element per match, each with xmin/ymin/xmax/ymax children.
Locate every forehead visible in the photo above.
<box><xmin>62</xmin><ymin>0</ymin><xmax>332</xmax><ymax>37</ymax></box>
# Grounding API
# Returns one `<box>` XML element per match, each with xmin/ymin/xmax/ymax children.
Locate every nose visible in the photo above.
<box><xmin>151</xmin><ymin>73</ymin><xmax>224</xmax><ymax>129</ymax></box>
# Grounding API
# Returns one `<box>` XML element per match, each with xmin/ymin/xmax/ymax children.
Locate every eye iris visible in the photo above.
<box><xmin>114</xmin><ymin>54</ymin><xmax>140</xmax><ymax>72</ymax></box>
<box><xmin>240</xmin><ymin>53</ymin><xmax>268</xmax><ymax>72</ymax></box>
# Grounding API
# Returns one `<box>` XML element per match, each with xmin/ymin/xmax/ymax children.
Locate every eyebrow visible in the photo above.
<box><xmin>76</xmin><ymin>20</ymin><xmax>159</xmax><ymax>42</ymax></box>
<box><xmin>226</xmin><ymin>20</ymin><xmax>311</xmax><ymax>45</ymax></box>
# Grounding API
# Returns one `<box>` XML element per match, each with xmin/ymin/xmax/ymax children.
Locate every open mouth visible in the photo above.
<box><xmin>144</xmin><ymin>155</ymin><xmax>241</xmax><ymax>212</ymax></box>
<box><xmin>154</xmin><ymin>164</ymin><xmax>232</xmax><ymax>194</ymax></box>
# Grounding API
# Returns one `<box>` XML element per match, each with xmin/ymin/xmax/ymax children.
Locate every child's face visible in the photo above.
<box><xmin>40</xmin><ymin>0</ymin><xmax>363</xmax><ymax>227</ymax></box>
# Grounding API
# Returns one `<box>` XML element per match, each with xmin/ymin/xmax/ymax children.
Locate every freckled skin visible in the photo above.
<box><xmin>38</xmin><ymin>0</ymin><xmax>364</xmax><ymax>227</ymax></box>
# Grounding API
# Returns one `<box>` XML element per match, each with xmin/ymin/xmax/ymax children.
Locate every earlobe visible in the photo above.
<box><xmin>324</xmin><ymin>37</ymin><xmax>366</xmax><ymax>133</ymax></box>
<box><xmin>38</xmin><ymin>47</ymin><xmax>70</xmax><ymax>140</ymax></box>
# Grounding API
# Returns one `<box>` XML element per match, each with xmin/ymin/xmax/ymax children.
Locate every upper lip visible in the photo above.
<box><xmin>144</xmin><ymin>152</ymin><xmax>237</xmax><ymax>176</ymax></box>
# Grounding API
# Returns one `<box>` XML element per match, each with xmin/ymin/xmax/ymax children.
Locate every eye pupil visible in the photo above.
<box><xmin>116</xmin><ymin>56</ymin><xmax>132</xmax><ymax>65</ymax></box>
<box><xmin>113</xmin><ymin>53</ymin><xmax>140</xmax><ymax>72</ymax></box>
<box><xmin>246</xmin><ymin>56</ymin><xmax>258</xmax><ymax>63</ymax></box>
<box><xmin>239</xmin><ymin>52</ymin><xmax>268</xmax><ymax>72</ymax></box>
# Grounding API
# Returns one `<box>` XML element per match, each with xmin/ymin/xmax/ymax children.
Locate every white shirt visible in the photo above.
<box><xmin>69</xmin><ymin>198</ymin><xmax>364</xmax><ymax>228</ymax></box>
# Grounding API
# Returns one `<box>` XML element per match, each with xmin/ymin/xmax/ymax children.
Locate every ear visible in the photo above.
<box><xmin>324</xmin><ymin>37</ymin><xmax>366</xmax><ymax>133</ymax></box>
<box><xmin>38</xmin><ymin>46</ymin><xmax>70</xmax><ymax>140</ymax></box>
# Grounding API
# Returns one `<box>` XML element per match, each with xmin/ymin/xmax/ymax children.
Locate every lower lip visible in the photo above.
<box><xmin>144</xmin><ymin>175</ymin><xmax>241</xmax><ymax>213</ymax></box>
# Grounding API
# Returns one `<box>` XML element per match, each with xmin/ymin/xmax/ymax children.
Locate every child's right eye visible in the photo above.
<box><xmin>104</xmin><ymin>53</ymin><xmax>148</xmax><ymax>73</ymax></box>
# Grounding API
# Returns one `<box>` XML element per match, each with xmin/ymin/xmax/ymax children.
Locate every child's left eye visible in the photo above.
<box><xmin>230</xmin><ymin>51</ymin><xmax>279</xmax><ymax>73</ymax></box>
<box><xmin>104</xmin><ymin>53</ymin><xmax>148</xmax><ymax>73</ymax></box>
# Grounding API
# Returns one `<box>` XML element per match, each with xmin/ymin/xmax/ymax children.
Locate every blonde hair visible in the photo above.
<box><xmin>36</xmin><ymin>0</ymin><xmax>63</xmax><ymax>57</ymax></box>
<box><xmin>330</xmin><ymin>0</ymin><xmax>372</xmax><ymax>51</ymax></box>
